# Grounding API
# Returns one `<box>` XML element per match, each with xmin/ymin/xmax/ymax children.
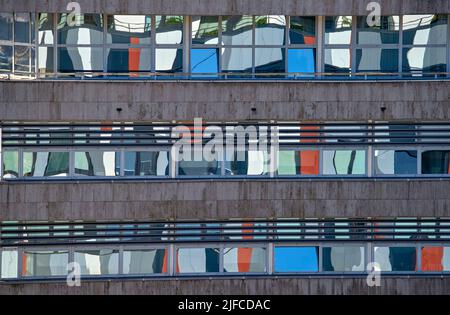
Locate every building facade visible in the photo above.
<box><xmin>0</xmin><ymin>0</ymin><xmax>450</xmax><ymax>294</ymax></box>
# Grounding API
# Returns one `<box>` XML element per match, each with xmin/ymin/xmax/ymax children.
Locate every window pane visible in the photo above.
<box><xmin>106</xmin><ymin>48</ymin><xmax>151</xmax><ymax>72</ymax></box>
<box><xmin>107</xmin><ymin>15</ymin><xmax>151</xmax><ymax>44</ymax></box>
<box><xmin>402</xmin><ymin>47</ymin><xmax>447</xmax><ymax>73</ymax></box>
<box><xmin>192</xmin><ymin>16</ymin><xmax>219</xmax><ymax>45</ymax></box>
<box><xmin>221</xmin><ymin>47</ymin><xmax>252</xmax><ymax>73</ymax></box>
<box><xmin>322</xmin><ymin>150</ymin><xmax>366</xmax><ymax>175</ymax></box>
<box><xmin>155</xmin><ymin>48</ymin><xmax>183</xmax><ymax>72</ymax></box>
<box><xmin>58</xmin><ymin>47</ymin><xmax>103</xmax><ymax>72</ymax></box>
<box><xmin>374</xmin><ymin>246</ymin><xmax>417</xmax><ymax>271</ymax></box>
<box><xmin>288</xmin><ymin>48</ymin><xmax>316</xmax><ymax>75</ymax></box>
<box><xmin>289</xmin><ymin>16</ymin><xmax>316</xmax><ymax>44</ymax></box>
<box><xmin>3</xmin><ymin>151</ymin><xmax>19</xmax><ymax>178</ymax></box>
<box><xmin>0</xmin><ymin>45</ymin><xmax>12</xmax><ymax>72</ymax></box>
<box><xmin>223</xmin><ymin>247</ymin><xmax>266</xmax><ymax>273</ymax></box>
<box><xmin>322</xmin><ymin>246</ymin><xmax>365</xmax><ymax>272</ymax></box>
<box><xmin>324</xmin><ymin>48</ymin><xmax>350</xmax><ymax>73</ymax></box>
<box><xmin>38</xmin><ymin>13</ymin><xmax>54</xmax><ymax>45</ymax></box>
<box><xmin>357</xmin><ymin>16</ymin><xmax>399</xmax><ymax>44</ymax></box>
<box><xmin>222</xmin><ymin>16</ymin><xmax>253</xmax><ymax>45</ymax></box>
<box><xmin>75</xmin><ymin>249</ymin><xmax>119</xmax><ymax>275</ymax></box>
<box><xmin>255</xmin><ymin>15</ymin><xmax>286</xmax><ymax>45</ymax></box>
<box><xmin>22</xmin><ymin>250</ymin><xmax>68</xmax><ymax>277</ymax></box>
<box><xmin>14</xmin><ymin>13</ymin><xmax>32</xmax><ymax>43</ymax></box>
<box><xmin>57</xmin><ymin>13</ymin><xmax>104</xmax><ymax>45</ymax></box>
<box><xmin>38</xmin><ymin>46</ymin><xmax>54</xmax><ymax>74</ymax></box>
<box><xmin>277</xmin><ymin>150</ymin><xmax>319</xmax><ymax>175</ymax></box>
<box><xmin>374</xmin><ymin>150</ymin><xmax>417</xmax><ymax>175</ymax></box>
<box><xmin>421</xmin><ymin>246</ymin><xmax>450</xmax><ymax>272</ymax></box>
<box><xmin>325</xmin><ymin>16</ymin><xmax>352</xmax><ymax>45</ymax></box>
<box><xmin>176</xmin><ymin>248</ymin><xmax>220</xmax><ymax>273</ymax></box>
<box><xmin>123</xmin><ymin>151</ymin><xmax>169</xmax><ymax>176</ymax></box>
<box><xmin>1</xmin><ymin>250</ymin><xmax>18</xmax><ymax>278</ymax></box>
<box><xmin>191</xmin><ymin>48</ymin><xmax>219</xmax><ymax>76</ymax></box>
<box><xmin>14</xmin><ymin>45</ymin><xmax>35</xmax><ymax>73</ymax></box>
<box><xmin>155</xmin><ymin>15</ymin><xmax>183</xmax><ymax>44</ymax></box>
<box><xmin>178</xmin><ymin>155</ymin><xmax>222</xmax><ymax>176</ymax></box>
<box><xmin>23</xmin><ymin>152</ymin><xmax>69</xmax><ymax>177</ymax></box>
<box><xmin>356</xmin><ymin>48</ymin><xmax>398</xmax><ymax>72</ymax></box>
<box><xmin>123</xmin><ymin>249</ymin><xmax>168</xmax><ymax>274</ymax></box>
<box><xmin>422</xmin><ymin>151</ymin><xmax>450</xmax><ymax>174</ymax></box>
<box><xmin>403</xmin><ymin>15</ymin><xmax>448</xmax><ymax>45</ymax></box>
<box><xmin>274</xmin><ymin>246</ymin><xmax>319</xmax><ymax>272</ymax></box>
<box><xmin>0</xmin><ymin>13</ymin><xmax>13</xmax><ymax>41</ymax></box>
<box><xmin>225</xmin><ymin>150</ymin><xmax>270</xmax><ymax>176</ymax></box>
<box><xmin>74</xmin><ymin>151</ymin><xmax>118</xmax><ymax>176</ymax></box>
<box><xmin>255</xmin><ymin>47</ymin><xmax>285</xmax><ymax>74</ymax></box>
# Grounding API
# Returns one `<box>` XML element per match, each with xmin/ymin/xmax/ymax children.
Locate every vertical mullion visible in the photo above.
<box><xmin>12</xmin><ymin>13</ymin><xmax>15</xmax><ymax>75</ymax></box>
<box><xmin>447</xmin><ymin>14</ymin><xmax>450</xmax><ymax>76</ymax></box>
<box><xmin>351</xmin><ymin>15</ymin><xmax>357</xmax><ymax>75</ymax></box>
<box><xmin>218</xmin><ymin>16</ymin><xmax>223</xmax><ymax>77</ymax></box>
<box><xmin>317</xmin><ymin>16</ymin><xmax>324</xmax><ymax>76</ymax></box>
<box><xmin>53</xmin><ymin>13</ymin><xmax>58</xmax><ymax>77</ymax></box>
<box><xmin>285</xmin><ymin>15</ymin><xmax>289</xmax><ymax>77</ymax></box>
<box><xmin>183</xmin><ymin>15</ymin><xmax>190</xmax><ymax>77</ymax></box>
<box><xmin>399</xmin><ymin>15</ymin><xmax>403</xmax><ymax>78</ymax></box>
<box><xmin>252</xmin><ymin>16</ymin><xmax>255</xmax><ymax>78</ymax></box>
<box><xmin>103</xmin><ymin>13</ymin><xmax>107</xmax><ymax>74</ymax></box>
<box><xmin>34</xmin><ymin>13</ymin><xmax>39</xmax><ymax>78</ymax></box>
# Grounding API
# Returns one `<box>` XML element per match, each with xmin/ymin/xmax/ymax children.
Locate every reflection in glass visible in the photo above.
<box><xmin>223</xmin><ymin>247</ymin><xmax>266</xmax><ymax>273</ymax></box>
<box><xmin>3</xmin><ymin>151</ymin><xmax>19</xmax><ymax>178</ymax></box>
<box><xmin>322</xmin><ymin>246</ymin><xmax>365</xmax><ymax>272</ymax></box>
<box><xmin>23</xmin><ymin>152</ymin><xmax>69</xmax><ymax>177</ymax></box>
<box><xmin>38</xmin><ymin>47</ymin><xmax>54</xmax><ymax>74</ymax></box>
<box><xmin>155</xmin><ymin>16</ymin><xmax>183</xmax><ymax>44</ymax></box>
<box><xmin>22</xmin><ymin>250</ymin><xmax>68</xmax><ymax>277</ymax></box>
<box><xmin>155</xmin><ymin>48</ymin><xmax>182</xmax><ymax>72</ymax></box>
<box><xmin>57</xmin><ymin>13</ymin><xmax>104</xmax><ymax>45</ymax></box>
<box><xmin>274</xmin><ymin>246</ymin><xmax>319</xmax><ymax>272</ymax></box>
<box><xmin>222</xmin><ymin>16</ymin><xmax>253</xmax><ymax>45</ymax></box>
<box><xmin>421</xmin><ymin>246</ymin><xmax>450</xmax><ymax>272</ymax></box>
<box><xmin>289</xmin><ymin>16</ymin><xmax>316</xmax><ymax>44</ymax></box>
<box><xmin>75</xmin><ymin>249</ymin><xmax>119</xmax><ymax>275</ymax></box>
<box><xmin>357</xmin><ymin>16</ymin><xmax>399</xmax><ymax>44</ymax></box>
<box><xmin>0</xmin><ymin>13</ymin><xmax>13</xmax><ymax>41</ymax></box>
<box><xmin>221</xmin><ymin>47</ymin><xmax>252</xmax><ymax>74</ymax></box>
<box><xmin>288</xmin><ymin>49</ymin><xmax>315</xmax><ymax>75</ymax></box>
<box><xmin>38</xmin><ymin>13</ymin><xmax>54</xmax><ymax>45</ymax></box>
<box><xmin>403</xmin><ymin>15</ymin><xmax>448</xmax><ymax>45</ymax></box>
<box><xmin>107</xmin><ymin>15</ymin><xmax>151</xmax><ymax>44</ymax></box>
<box><xmin>225</xmin><ymin>150</ymin><xmax>270</xmax><ymax>176</ymax></box>
<box><xmin>0</xmin><ymin>45</ymin><xmax>12</xmax><ymax>71</ymax></box>
<box><xmin>255</xmin><ymin>15</ymin><xmax>286</xmax><ymax>45</ymax></box>
<box><xmin>74</xmin><ymin>151</ymin><xmax>118</xmax><ymax>176</ymax></box>
<box><xmin>14</xmin><ymin>13</ymin><xmax>33</xmax><ymax>43</ymax></box>
<box><xmin>190</xmin><ymin>48</ymin><xmax>219</xmax><ymax>76</ymax></box>
<box><xmin>374</xmin><ymin>150</ymin><xmax>417</xmax><ymax>175</ymax></box>
<box><xmin>356</xmin><ymin>48</ymin><xmax>398</xmax><ymax>73</ymax></box>
<box><xmin>106</xmin><ymin>48</ymin><xmax>151</xmax><ymax>72</ymax></box>
<box><xmin>323</xmin><ymin>150</ymin><xmax>366</xmax><ymax>175</ymax></box>
<box><xmin>374</xmin><ymin>246</ymin><xmax>417</xmax><ymax>271</ymax></box>
<box><xmin>58</xmin><ymin>47</ymin><xmax>103</xmax><ymax>72</ymax></box>
<box><xmin>277</xmin><ymin>150</ymin><xmax>319</xmax><ymax>175</ymax></box>
<box><xmin>123</xmin><ymin>249</ymin><xmax>167</xmax><ymax>274</ymax></box>
<box><xmin>178</xmin><ymin>157</ymin><xmax>221</xmax><ymax>176</ymax></box>
<box><xmin>325</xmin><ymin>16</ymin><xmax>352</xmax><ymax>45</ymax></box>
<box><xmin>324</xmin><ymin>48</ymin><xmax>350</xmax><ymax>73</ymax></box>
<box><xmin>176</xmin><ymin>248</ymin><xmax>220</xmax><ymax>273</ymax></box>
<box><xmin>422</xmin><ymin>151</ymin><xmax>450</xmax><ymax>174</ymax></box>
<box><xmin>1</xmin><ymin>250</ymin><xmax>18</xmax><ymax>278</ymax></box>
<box><xmin>402</xmin><ymin>47</ymin><xmax>447</xmax><ymax>73</ymax></box>
<box><xmin>255</xmin><ymin>48</ymin><xmax>285</xmax><ymax>74</ymax></box>
<box><xmin>124</xmin><ymin>151</ymin><xmax>169</xmax><ymax>176</ymax></box>
<box><xmin>192</xmin><ymin>16</ymin><xmax>219</xmax><ymax>45</ymax></box>
<box><xmin>14</xmin><ymin>46</ymin><xmax>35</xmax><ymax>73</ymax></box>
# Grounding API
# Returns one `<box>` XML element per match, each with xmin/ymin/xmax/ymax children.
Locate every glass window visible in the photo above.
<box><xmin>374</xmin><ymin>246</ymin><xmax>417</xmax><ymax>271</ymax></box>
<box><xmin>155</xmin><ymin>48</ymin><xmax>182</xmax><ymax>72</ymax></box>
<box><xmin>176</xmin><ymin>247</ymin><xmax>220</xmax><ymax>273</ymax></box>
<box><xmin>324</xmin><ymin>48</ymin><xmax>350</xmax><ymax>73</ymax></box>
<box><xmin>402</xmin><ymin>47</ymin><xmax>447</xmax><ymax>73</ymax></box>
<box><xmin>0</xmin><ymin>45</ymin><xmax>12</xmax><ymax>72</ymax></box>
<box><xmin>288</xmin><ymin>48</ymin><xmax>316</xmax><ymax>75</ymax></box>
<box><xmin>420</xmin><ymin>246</ymin><xmax>450</xmax><ymax>272</ymax></box>
<box><xmin>14</xmin><ymin>13</ymin><xmax>32</xmax><ymax>43</ymax></box>
<box><xmin>403</xmin><ymin>15</ymin><xmax>448</xmax><ymax>45</ymax></box>
<box><xmin>123</xmin><ymin>249</ymin><xmax>168</xmax><ymax>274</ymax></box>
<box><xmin>225</xmin><ymin>150</ymin><xmax>270</xmax><ymax>176</ymax></box>
<box><xmin>178</xmin><ymin>155</ymin><xmax>222</xmax><ymax>176</ymax></box>
<box><xmin>57</xmin><ymin>13</ymin><xmax>104</xmax><ymax>45</ymax></box>
<box><xmin>223</xmin><ymin>247</ymin><xmax>266</xmax><ymax>273</ymax></box>
<box><xmin>38</xmin><ymin>13</ymin><xmax>54</xmax><ymax>45</ymax></box>
<box><xmin>274</xmin><ymin>246</ymin><xmax>319</xmax><ymax>272</ymax></box>
<box><xmin>106</xmin><ymin>48</ymin><xmax>151</xmax><ymax>72</ymax></box>
<box><xmin>374</xmin><ymin>150</ymin><xmax>417</xmax><ymax>175</ymax></box>
<box><xmin>255</xmin><ymin>47</ymin><xmax>285</xmax><ymax>74</ymax></box>
<box><xmin>14</xmin><ymin>45</ymin><xmax>35</xmax><ymax>73</ymax></box>
<box><xmin>322</xmin><ymin>246</ymin><xmax>365</xmax><ymax>272</ymax></box>
<box><xmin>107</xmin><ymin>15</ymin><xmax>151</xmax><ymax>45</ymax></box>
<box><xmin>276</xmin><ymin>150</ymin><xmax>319</xmax><ymax>175</ymax></box>
<box><xmin>325</xmin><ymin>16</ymin><xmax>352</xmax><ymax>45</ymax></box>
<box><xmin>356</xmin><ymin>16</ymin><xmax>400</xmax><ymax>44</ymax></box>
<box><xmin>289</xmin><ymin>16</ymin><xmax>316</xmax><ymax>44</ymax></box>
<box><xmin>0</xmin><ymin>13</ymin><xmax>13</xmax><ymax>41</ymax></box>
<box><xmin>74</xmin><ymin>249</ymin><xmax>119</xmax><ymax>275</ymax></box>
<box><xmin>190</xmin><ymin>48</ymin><xmax>219</xmax><ymax>76</ymax></box>
<box><xmin>221</xmin><ymin>47</ymin><xmax>252</xmax><ymax>74</ymax></box>
<box><xmin>22</xmin><ymin>250</ymin><xmax>68</xmax><ymax>277</ymax></box>
<box><xmin>123</xmin><ymin>151</ymin><xmax>169</xmax><ymax>176</ymax></box>
<box><xmin>3</xmin><ymin>151</ymin><xmax>19</xmax><ymax>178</ymax></box>
<box><xmin>58</xmin><ymin>47</ymin><xmax>103</xmax><ymax>72</ymax></box>
<box><xmin>356</xmin><ymin>48</ymin><xmax>398</xmax><ymax>73</ymax></box>
<box><xmin>23</xmin><ymin>152</ymin><xmax>69</xmax><ymax>177</ymax></box>
<box><xmin>222</xmin><ymin>16</ymin><xmax>253</xmax><ymax>45</ymax></box>
<box><xmin>192</xmin><ymin>16</ymin><xmax>219</xmax><ymax>45</ymax></box>
<box><xmin>155</xmin><ymin>16</ymin><xmax>183</xmax><ymax>44</ymax></box>
<box><xmin>255</xmin><ymin>15</ymin><xmax>286</xmax><ymax>46</ymax></box>
<box><xmin>322</xmin><ymin>150</ymin><xmax>366</xmax><ymax>175</ymax></box>
<box><xmin>38</xmin><ymin>46</ymin><xmax>54</xmax><ymax>74</ymax></box>
<box><xmin>74</xmin><ymin>151</ymin><xmax>118</xmax><ymax>176</ymax></box>
<box><xmin>1</xmin><ymin>249</ymin><xmax>18</xmax><ymax>278</ymax></box>
<box><xmin>422</xmin><ymin>151</ymin><xmax>450</xmax><ymax>174</ymax></box>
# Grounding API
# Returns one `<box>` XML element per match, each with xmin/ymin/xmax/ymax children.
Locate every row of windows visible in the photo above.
<box><xmin>2</xmin><ymin>148</ymin><xmax>450</xmax><ymax>179</ymax></box>
<box><xmin>0</xmin><ymin>13</ymin><xmax>449</xmax><ymax>77</ymax></box>
<box><xmin>2</xmin><ymin>243</ymin><xmax>449</xmax><ymax>279</ymax></box>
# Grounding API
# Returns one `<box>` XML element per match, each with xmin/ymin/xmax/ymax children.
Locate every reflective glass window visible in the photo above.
<box><xmin>0</xmin><ymin>13</ymin><xmax>13</xmax><ymax>41</ymax></box>
<box><xmin>0</xmin><ymin>45</ymin><xmax>12</xmax><ymax>71</ymax></box>
<box><xmin>420</xmin><ymin>246</ymin><xmax>450</xmax><ymax>272</ymax></box>
<box><xmin>374</xmin><ymin>150</ymin><xmax>417</xmax><ymax>175</ymax></box>
<box><xmin>325</xmin><ymin>16</ymin><xmax>352</xmax><ymax>45</ymax></box>
<box><xmin>225</xmin><ymin>150</ymin><xmax>270</xmax><ymax>176</ymax></box>
<box><xmin>288</xmin><ymin>48</ymin><xmax>316</xmax><ymax>75</ymax></box>
<box><xmin>255</xmin><ymin>47</ymin><xmax>285</xmax><ymax>74</ymax></box>
<box><xmin>107</xmin><ymin>15</ymin><xmax>151</xmax><ymax>45</ymax></box>
<box><xmin>422</xmin><ymin>151</ymin><xmax>450</xmax><ymax>174</ymax></box>
<box><xmin>14</xmin><ymin>45</ymin><xmax>35</xmax><ymax>73</ymax></box>
<box><xmin>322</xmin><ymin>246</ymin><xmax>365</xmax><ymax>272</ymax></box>
<box><xmin>255</xmin><ymin>15</ymin><xmax>286</xmax><ymax>46</ymax></box>
<box><xmin>324</xmin><ymin>48</ymin><xmax>350</xmax><ymax>73</ymax></box>
<box><xmin>14</xmin><ymin>13</ymin><xmax>33</xmax><ymax>43</ymax></box>
<box><xmin>221</xmin><ymin>47</ymin><xmax>252</xmax><ymax>73</ymax></box>
<box><xmin>57</xmin><ymin>13</ymin><xmax>103</xmax><ymax>45</ymax></box>
<box><xmin>23</xmin><ymin>152</ymin><xmax>69</xmax><ymax>177</ymax></box>
<box><xmin>289</xmin><ymin>16</ymin><xmax>316</xmax><ymax>44</ymax></box>
<box><xmin>38</xmin><ymin>13</ymin><xmax>54</xmax><ymax>45</ymax></box>
<box><xmin>356</xmin><ymin>48</ymin><xmax>398</xmax><ymax>72</ymax></box>
<box><xmin>223</xmin><ymin>247</ymin><xmax>266</xmax><ymax>273</ymax></box>
<box><xmin>155</xmin><ymin>48</ymin><xmax>183</xmax><ymax>72</ymax></box>
<box><xmin>155</xmin><ymin>16</ymin><xmax>183</xmax><ymax>44</ymax></box>
<box><xmin>74</xmin><ymin>151</ymin><xmax>118</xmax><ymax>176</ymax></box>
<box><xmin>38</xmin><ymin>47</ymin><xmax>54</xmax><ymax>73</ymax></box>
<box><xmin>274</xmin><ymin>246</ymin><xmax>319</xmax><ymax>272</ymax></box>
<box><xmin>403</xmin><ymin>15</ymin><xmax>448</xmax><ymax>45</ymax></box>
<box><xmin>322</xmin><ymin>150</ymin><xmax>366</xmax><ymax>175</ymax></box>
<box><xmin>74</xmin><ymin>249</ymin><xmax>119</xmax><ymax>275</ymax></box>
<box><xmin>374</xmin><ymin>246</ymin><xmax>417</xmax><ymax>271</ymax></box>
<box><xmin>1</xmin><ymin>250</ymin><xmax>18</xmax><ymax>279</ymax></box>
<box><xmin>123</xmin><ymin>151</ymin><xmax>169</xmax><ymax>176</ymax></box>
<box><xmin>176</xmin><ymin>248</ymin><xmax>220</xmax><ymax>273</ymax></box>
<box><xmin>276</xmin><ymin>150</ymin><xmax>319</xmax><ymax>175</ymax></box>
<box><xmin>192</xmin><ymin>16</ymin><xmax>219</xmax><ymax>45</ymax></box>
<box><xmin>58</xmin><ymin>47</ymin><xmax>103</xmax><ymax>72</ymax></box>
<box><xmin>106</xmin><ymin>48</ymin><xmax>151</xmax><ymax>72</ymax></box>
<box><xmin>22</xmin><ymin>250</ymin><xmax>68</xmax><ymax>277</ymax></box>
<box><xmin>222</xmin><ymin>16</ymin><xmax>253</xmax><ymax>45</ymax></box>
<box><xmin>123</xmin><ymin>249</ymin><xmax>168</xmax><ymax>274</ymax></box>
<box><xmin>402</xmin><ymin>47</ymin><xmax>447</xmax><ymax>73</ymax></box>
<box><xmin>178</xmin><ymin>158</ymin><xmax>221</xmax><ymax>176</ymax></box>
<box><xmin>356</xmin><ymin>16</ymin><xmax>400</xmax><ymax>44</ymax></box>
<box><xmin>2</xmin><ymin>151</ymin><xmax>19</xmax><ymax>178</ymax></box>
<box><xmin>190</xmin><ymin>48</ymin><xmax>219</xmax><ymax>76</ymax></box>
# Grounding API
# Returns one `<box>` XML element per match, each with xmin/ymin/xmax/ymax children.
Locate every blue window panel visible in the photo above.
<box><xmin>394</xmin><ymin>151</ymin><xmax>417</xmax><ymax>174</ymax></box>
<box><xmin>190</xmin><ymin>48</ymin><xmax>219</xmax><ymax>77</ymax></box>
<box><xmin>288</xmin><ymin>49</ymin><xmax>315</xmax><ymax>77</ymax></box>
<box><xmin>274</xmin><ymin>246</ymin><xmax>319</xmax><ymax>272</ymax></box>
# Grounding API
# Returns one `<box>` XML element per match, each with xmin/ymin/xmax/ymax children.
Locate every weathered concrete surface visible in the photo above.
<box><xmin>1</xmin><ymin>180</ymin><xmax>449</xmax><ymax>221</ymax></box>
<box><xmin>1</xmin><ymin>81</ymin><xmax>450</xmax><ymax>121</ymax></box>
<box><xmin>1</xmin><ymin>277</ymin><xmax>449</xmax><ymax>295</ymax></box>
<box><xmin>0</xmin><ymin>0</ymin><xmax>449</xmax><ymax>15</ymax></box>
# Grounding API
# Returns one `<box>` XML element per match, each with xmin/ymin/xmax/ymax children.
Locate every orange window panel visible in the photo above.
<box><xmin>129</xmin><ymin>37</ymin><xmax>141</xmax><ymax>77</ymax></box>
<box><xmin>303</xmin><ymin>36</ymin><xmax>316</xmax><ymax>45</ymax></box>
<box><xmin>299</xmin><ymin>125</ymin><xmax>319</xmax><ymax>175</ymax></box>
<box><xmin>421</xmin><ymin>247</ymin><xmax>444</xmax><ymax>272</ymax></box>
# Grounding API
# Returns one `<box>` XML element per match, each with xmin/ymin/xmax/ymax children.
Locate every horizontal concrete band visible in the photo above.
<box><xmin>1</xmin><ymin>81</ymin><xmax>450</xmax><ymax>121</ymax></box>
<box><xmin>0</xmin><ymin>0</ymin><xmax>449</xmax><ymax>15</ymax></box>
<box><xmin>1</xmin><ymin>277</ymin><xmax>449</xmax><ymax>295</ymax></box>
<box><xmin>1</xmin><ymin>180</ymin><xmax>449</xmax><ymax>221</ymax></box>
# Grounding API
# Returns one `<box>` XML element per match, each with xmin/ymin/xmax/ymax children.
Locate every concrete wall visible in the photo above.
<box><xmin>1</xmin><ymin>180</ymin><xmax>449</xmax><ymax>221</ymax></box>
<box><xmin>1</xmin><ymin>81</ymin><xmax>449</xmax><ymax>122</ymax></box>
<box><xmin>1</xmin><ymin>277</ymin><xmax>449</xmax><ymax>295</ymax></box>
<box><xmin>0</xmin><ymin>0</ymin><xmax>449</xmax><ymax>15</ymax></box>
